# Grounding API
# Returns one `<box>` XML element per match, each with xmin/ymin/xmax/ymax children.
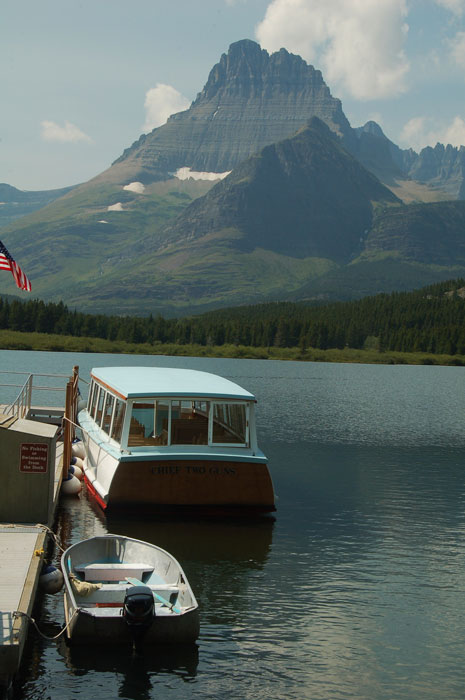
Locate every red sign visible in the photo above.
<box><xmin>20</xmin><ymin>443</ymin><xmax>49</xmax><ymax>473</ymax></box>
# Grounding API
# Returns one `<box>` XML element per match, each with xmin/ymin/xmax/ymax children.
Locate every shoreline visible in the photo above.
<box><xmin>1</xmin><ymin>329</ymin><xmax>464</xmax><ymax>366</ymax></box>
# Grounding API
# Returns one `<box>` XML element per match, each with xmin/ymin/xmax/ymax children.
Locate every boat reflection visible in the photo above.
<box><xmin>105</xmin><ymin>511</ymin><xmax>275</xmax><ymax>567</ymax></box>
<box><xmin>106</xmin><ymin>511</ymin><xmax>275</xmax><ymax>628</ymax></box>
<box><xmin>57</xmin><ymin>639</ymin><xmax>199</xmax><ymax>698</ymax></box>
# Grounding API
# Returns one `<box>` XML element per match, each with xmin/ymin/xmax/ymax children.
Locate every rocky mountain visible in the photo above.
<box><xmin>352</xmin><ymin>122</ymin><xmax>465</xmax><ymax>199</ymax></box>
<box><xmin>21</xmin><ymin>118</ymin><xmax>406</xmax><ymax>313</ymax></box>
<box><xmin>160</xmin><ymin>118</ymin><xmax>398</xmax><ymax>263</ymax></box>
<box><xmin>109</xmin><ymin>39</ymin><xmax>354</xmax><ymax>183</ymax></box>
<box><xmin>108</xmin><ymin>39</ymin><xmax>464</xmax><ymax>200</ymax></box>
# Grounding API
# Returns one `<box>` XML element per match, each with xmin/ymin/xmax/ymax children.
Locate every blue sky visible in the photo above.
<box><xmin>2</xmin><ymin>0</ymin><xmax>465</xmax><ymax>191</ymax></box>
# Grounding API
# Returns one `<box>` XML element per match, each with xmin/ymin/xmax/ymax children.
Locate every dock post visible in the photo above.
<box><xmin>63</xmin><ymin>380</ymin><xmax>72</xmax><ymax>480</ymax></box>
<box><xmin>62</xmin><ymin>366</ymin><xmax>79</xmax><ymax>480</ymax></box>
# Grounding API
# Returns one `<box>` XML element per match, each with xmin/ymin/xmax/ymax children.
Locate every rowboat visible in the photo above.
<box><xmin>61</xmin><ymin>534</ymin><xmax>199</xmax><ymax>645</ymax></box>
<box><xmin>77</xmin><ymin>366</ymin><xmax>275</xmax><ymax>514</ymax></box>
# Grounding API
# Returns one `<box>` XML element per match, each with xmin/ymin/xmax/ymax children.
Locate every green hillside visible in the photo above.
<box><xmin>0</xmin><ymin>178</ymin><xmax>214</xmax><ymax>304</ymax></box>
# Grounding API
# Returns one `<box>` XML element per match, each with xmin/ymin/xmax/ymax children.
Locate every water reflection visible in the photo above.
<box><xmin>58</xmin><ymin>641</ymin><xmax>199</xmax><ymax>698</ymax></box>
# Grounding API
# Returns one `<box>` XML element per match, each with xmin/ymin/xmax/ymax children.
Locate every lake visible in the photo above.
<box><xmin>2</xmin><ymin>349</ymin><xmax>465</xmax><ymax>700</ymax></box>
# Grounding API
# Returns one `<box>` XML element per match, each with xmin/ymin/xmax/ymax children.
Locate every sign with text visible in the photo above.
<box><xmin>20</xmin><ymin>443</ymin><xmax>49</xmax><ymax>474</ymax></box>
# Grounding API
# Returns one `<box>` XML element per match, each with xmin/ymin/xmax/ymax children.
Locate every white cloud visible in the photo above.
<box><xmin>41</xmin><ymin>120</ymin><xmax>92</xmax><ymax>143</ymax></box>
<box><xmin>142</xmin><ymin>84</ymin><xmax>190</xmax><ymax>133</ymax></box>
<box><xmin>439</xmin><ymin>116</ymin><xmax>465</xmax><ymax>146</ymax></box>
<box><xmin>123</xmin><ymin>181</ymin><xmax>146</xmax><ymax>194</ymax></box>
<box><xmin>255</xmin><ymin>0</ymin><xmax>410</xmax><ymax>100</ymax></box>
<box><xmin>448</xmin><ymin>31</ymin><xmax>465</xmax><ymax>66</ymax></box>
<box><xmin>174</xmin><ymin>167</ymin><xmax>231</xmax><ymax>181</ymax></box>
<box><xmin>400</xmin><ymin>117</ymin><xmax>427</xmax><ymax>150</ymax></box>
<box><xmin>434</xmin><ymin>0</ymin><xmax>465</xmax><ymax>15</ymax></box>
<box><xmin>400</xmin><ymin>115</ymin><xmax>465</xmax><ymax>150</ymax></box>
<box><xmin>107</xmin><ymin>202</ymin><xmax>124</xmax><ymax>211</ymax></box>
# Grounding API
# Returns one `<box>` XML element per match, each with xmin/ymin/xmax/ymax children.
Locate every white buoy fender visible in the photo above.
<box><xmin>71</xmin><ymin>456</ymin><xmax>84</xmax><ymax>470</ymax></box>
<box><xmin>40</xmin><ymin>564</ymin><xmax>64</xmax><ymax>593</ymax></box>
<box><xmin>69</xmin><ymin>464</ymin><xmax>83</xmax><ymax>480</ymax></box>
<box><xmin>71</xmin><ymin>440</ymin><xmax>85</xmax><ymax>460</ymax></box>
<box><xmin>61</xmin><ymin>474</ymin><xmax>82</xmax><ymax>496</ymax></box>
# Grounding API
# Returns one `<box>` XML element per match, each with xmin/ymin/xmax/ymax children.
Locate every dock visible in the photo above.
<box><xmin>0</xmin><ymin>368</ymin><xmax>80</xmax><ymax>693</ymax></box>
<box><xmin>0</xmin><ymin>525</ymin><xmax>47</xmax><ymax>689</ymax></box>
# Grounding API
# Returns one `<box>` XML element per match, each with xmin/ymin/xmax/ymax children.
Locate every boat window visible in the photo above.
<box><xmin>212</xmin><ymin>402</ymin><xmax>248</xmax><ymax>445</ymax></box>
<box><xmin>171</xmin><ymin>400</ymin><xmax>209</xmax><ymax>445</ymax></box>
<box><xmin>101</xmin><ymin>392</ymin><xmax>115</xmax><ymax>435</ymax></box>
<box><xmin>110</xmin><ymin>398</ymin><xmax>125</xmax><ymax>443</ymax></box>
<box><xmin>95</xmin><ymin>388</ymin><xmax>106</xmax><ymax>426</ymax></box>
<box><xmin>128</xmin><ymin>402</ymin><xmax>157</xmax><ymax>446</ymax></box>
<box><xmin>89</xmin><ymin>381</ymin><xmax>98</xmax><ymax>418</ymax></box>
<box><xmin>153</xmin><ymin>400</ymin><xmax>169</xmax><ymax>445</ymax></box>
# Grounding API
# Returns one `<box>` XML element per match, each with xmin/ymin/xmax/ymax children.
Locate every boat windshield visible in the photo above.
<box><xmin>126</xmin><ymin>399</ymin><xmax>249</xmax><ymax>448</ymax></box>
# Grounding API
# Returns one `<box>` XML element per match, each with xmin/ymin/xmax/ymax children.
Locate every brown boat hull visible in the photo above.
<box><xmin>86</xmin><ymin>458</ymin><xmax>275</xmax><ymax>512</ymax></box>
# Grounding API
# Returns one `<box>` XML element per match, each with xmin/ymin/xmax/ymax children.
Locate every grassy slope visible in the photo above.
<box><xmin>0</xmin><ymin>179</ymin><xmax>215</xmax><ymax>301</ymax></box>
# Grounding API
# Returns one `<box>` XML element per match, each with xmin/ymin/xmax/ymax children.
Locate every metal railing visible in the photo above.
<box><xmin>0</xmin><ymin>371</ymin><xmax>69</xmax><ymax>420</ymax></box>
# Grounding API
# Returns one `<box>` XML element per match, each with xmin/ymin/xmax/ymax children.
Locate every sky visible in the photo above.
<box><xmin>2</xmin><ymin>0</ymin><xmax>465</xmax><ymax>191</ymax></box>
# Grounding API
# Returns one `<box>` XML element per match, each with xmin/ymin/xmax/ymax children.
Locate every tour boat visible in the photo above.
<box><xmin>77</xmin><ymin>366</ymin><xmax>275</xmax><ymax>513</ymax></box>
<box><xmin>61</xmin><ymin>534</ymin><xmax>199</xmax><ymax>645</ymax></box>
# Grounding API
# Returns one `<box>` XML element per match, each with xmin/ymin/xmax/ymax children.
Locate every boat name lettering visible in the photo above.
<box><xmin>150</xmin><ymin>465</ymin><xmax>237</xmax><ymax>476</ymax></box>
<box><xmin>151</xmin><ymin>465</ymin><xmax>180</xmax><ymax>475</ymax></box>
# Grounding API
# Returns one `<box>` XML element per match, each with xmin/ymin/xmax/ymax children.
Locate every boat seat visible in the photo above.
<box><xmin>74</xmin><ymin>582</ymin><xmax>180</xmax><ymax>607</ymax></box>
<box><xmin>74</xmin><ymin>562</ymin><xmax>154</xmax><ymax>582</ymax></box>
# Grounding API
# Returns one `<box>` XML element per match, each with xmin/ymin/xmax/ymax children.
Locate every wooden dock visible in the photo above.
<box><xmin>0</xmin><ymin>525</ymin><xmax>47</xmax><ymax>689</ymax></box>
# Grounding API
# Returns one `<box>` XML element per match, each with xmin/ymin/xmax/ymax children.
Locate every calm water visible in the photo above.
<box><xmin>2</xmin><ymin>350</ymin><xmax>465</xmax><ymax>700</ymax></box>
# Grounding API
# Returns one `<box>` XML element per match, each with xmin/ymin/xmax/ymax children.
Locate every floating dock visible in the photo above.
<box><xmin>0</xmin><ymin>524</ymin><xmax>48</xmax><ymax>689</ymax></box>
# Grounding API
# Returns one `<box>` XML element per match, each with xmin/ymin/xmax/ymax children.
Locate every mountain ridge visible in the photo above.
<box><xmin>1</xmin><ymin>39</ymin><xmax>465</xmax><ymax>313</ymax></box>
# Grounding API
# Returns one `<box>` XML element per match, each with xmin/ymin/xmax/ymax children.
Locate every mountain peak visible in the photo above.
<box><xmin>113</xmin><ymin>39</ymin><xmax>352</xmax><ymax>180</ymax></box>
<box><xmin>194</xmin><ymin>39</ymin><xmax>331</xmax><ymax>107</ymax></box>
<box><xmin>358</xmin><ymin>121</ymin><xmax>386</xmax><ymax>138</ymax></box>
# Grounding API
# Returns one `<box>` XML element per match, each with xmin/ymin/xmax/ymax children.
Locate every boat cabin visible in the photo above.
<box><xmin>84</xmin><ymin>367</ymin><xmax>258</xmax><ymax>453</ymax></box>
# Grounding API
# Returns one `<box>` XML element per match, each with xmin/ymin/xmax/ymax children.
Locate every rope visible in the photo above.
<box><xmin>35</xmin><ymin>523</ymin><xmax>66</xmax><ymax>554</ymax></box>
<box><xmin>62</xmin><ymin>415</ymin><xmax>88</xmax><ymax>435</ymax></box>
<box><xmin>13</xmin><ymin>608</ymin><xmax>80</xmax><ymax>641</ymax></box>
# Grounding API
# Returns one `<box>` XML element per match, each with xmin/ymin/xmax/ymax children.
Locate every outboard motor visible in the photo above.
<box><xmin>123</xmin><ymin>585</ymin><xmax>155</xmax><ymax>646</ymax></box>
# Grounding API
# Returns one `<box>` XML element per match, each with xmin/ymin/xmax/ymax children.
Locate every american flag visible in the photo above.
<box><xmin>0</xmin><ymin>239</ymin><xmax>32</xmax><ymax>292</ymax></box>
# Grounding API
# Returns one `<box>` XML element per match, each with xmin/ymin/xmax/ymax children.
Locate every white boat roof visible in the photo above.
<box><xmin>90</xmin><ymin>367</ymin><xmax>256</xmax><ymax>401</ymax></box>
